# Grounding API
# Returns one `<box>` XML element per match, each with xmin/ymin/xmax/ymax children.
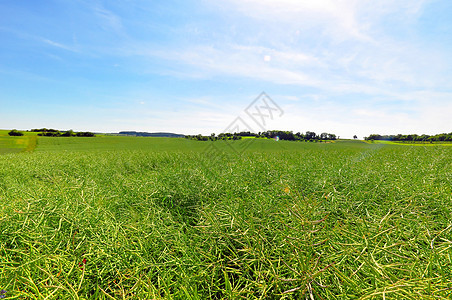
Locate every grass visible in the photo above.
<box><xmin>0</xmin><ymin>131</ymin><xmax>38</xmax><ymax>154</ymax></box>
<box><xmin>0</xmin><ymin>137</ymin><xmax>451</xmax><ymax>299</ymax></box>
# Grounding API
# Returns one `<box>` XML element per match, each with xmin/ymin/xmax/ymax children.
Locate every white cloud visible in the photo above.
<box><xmin>122</xmin><ymin>0</ymin><xmax>447</xmax><ymax>97</ymax></box>
<box><xmin>201</xmin><ymin>0</ymin><xmax>443</xmax><ymax>88</ymax></box>
<box><xmin>91</xmin><ymin>4</ymin><xmax>124</xmax><ymax>35</ymax></box>
<box><xmin>0</xmin><ymin>26</ymin><xmax>79</xmax><ymax>53</ymax></box>
<box><xmin>40</xmin><ymin>38</ymin><xmax>79</xmax><ymax>52</ymax></box>
<box><xmin>125</xmin><ymin>44</ymin><xmax>322</xmax><ymax>86</ymax></box>
<box><xmin>213</xmin><ymin>0</ymin><xmax>369</xmax><ymax>41</ymax></box>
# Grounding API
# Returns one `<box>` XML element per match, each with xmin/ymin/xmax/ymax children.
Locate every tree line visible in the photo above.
<box><xmin>34</xmin><ymin>129</ymin><xmax>95</xmax><ymax>137</ymax></box>
<box><xmin>8</xmin><ymin>129</ymin><xmax>95</xmax><ymax>137</ymax></box>
<box><xmin>185</xmin><ymin>130</ymin><xmax>337</xmax><ymax>141</ymax></box>
<box><xmin>364</xmin><ymin>133</ymin><xmax>452</xmax><ymax>142</ymax></box>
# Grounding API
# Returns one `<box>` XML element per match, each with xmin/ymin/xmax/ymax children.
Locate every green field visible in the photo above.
<box><xmin>0</xmin><ymin>130</ymin><xmax>37</xmax><ymax>154</ymax></box>
<box><xmin>1</xmin><ymin>137</ymin><xmax>451</xmax><ymax>299</ymax></box>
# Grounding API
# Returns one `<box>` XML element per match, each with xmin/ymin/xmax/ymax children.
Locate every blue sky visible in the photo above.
<box><xmin>1</xmin><ymin>0</ymin><xmax>451</xmax><ymax>138</ymax></box>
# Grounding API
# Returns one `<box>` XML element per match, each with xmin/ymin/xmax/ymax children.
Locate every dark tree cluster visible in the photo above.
<box><xmin>31</xmin><ymin>128</ymin><xmax>95</xmax><ymax>137</ymax></box>
<box><xmin>185</xmin><ymin>130</ymin><xmax>337</xmax><ymax>142</ymax></box>
<box><xmin>8</xmin><ymin>129</ymin><xmax>24</xmax><ymax>136</ymax></box>
<box><xmin>30</xmin><ymin>128</ymin><xmax>60</xmax><ymax>133</ymax></box>
<box><xmin>365</xmin><ymin>133</ymin><xmax>452</xmax><ymax>142</ymax></box>
<box><xmin>118</xmin><ymin>131</ymin><xmax>184</xmax><ymax>138</ymax></box>
<box><xmin>258</xmin><ymin>130</ymin><xmax>336</xmax><ymax>141</ymax></box>
<box><xmin>185</xmin><ymin>133</ymin><xmax>243</xmax><ymax>141</ymax></box>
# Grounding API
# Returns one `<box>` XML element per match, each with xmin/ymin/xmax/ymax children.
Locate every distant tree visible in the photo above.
<box><xmin>8</xmin><ymin>129</ymin><xmax>24</xmax><ymax>136</ymax></box>
<box><xmin>187</xmin><ymin>129</ymin><xmax>339</xmax><ymax>142</ymax></box>
<box><xmin>327</xmin><ymin>133</ymin><xmax>337</xmax><ymax>140</ymax></box>
<box><xmin>365</xmin><ymin>134</ymin><xmax>381</xmax><ymax>141</ymax></box>
<box><xmin>364</xmin><ymin>133</ymin><xmax>452</xmax><ymax>142</ymax></box>
<box><xmin>305</xmin><ymin>131</ymin><xmax>317</xmax><ymax>140</ymax></box>
<box><xmin>76</xmin><ymin>132</ymin><xmax>95</xmax><ymax>137</ymax></box>
<box><xmin>62</xmin><ymin>130</ymin><xmax>75</xmax><ymax>137</ymax></box>
<box><xmin>353</xmin><ymin>135</ymin><xmax>358</xmax><ymax>139</ymax></box>
<box><xmin>31</xmin><ymin>128</ymin><xmax>59</xmax><ymax>133</ymax></box>
<box><xmin>42</xmin><ymin>131</ymin><xmax>61</xmax><ymax>137</ymax></box>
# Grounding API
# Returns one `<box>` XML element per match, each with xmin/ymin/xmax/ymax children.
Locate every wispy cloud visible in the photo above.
<box><xmin>0</xmin><ymin>26</ymin><xmax>79</xmax><ymax>53</ymax></box>
<box><xmin>211</xmin><ymin>0</ymin><xmax>370</xmax><ymax>42</ymax></box>
<box><xmin>115</xmin><ymin>0</ymin><xmax>446</xmax><ymax>96</ymax></box>
<box><xmin>130</xmin><ymin>44</ymin><xmax>322</xmax><ymax>86</ymax></box>
<box><xmin>91</xmin><ymin>4</ymin><xmax>124</xmax><ymax>35</ymax></box>
<box><xmin>124</xmin><ymin>40</ymin><xmax>438</xmax><ymax>99</ymax></box>
<box><xmin>39</xmin><ymin>38</ymin><xmax>79</xmax><ymax>52</ymax></box>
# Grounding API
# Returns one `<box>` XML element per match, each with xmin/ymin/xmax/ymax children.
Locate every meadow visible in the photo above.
<box><xmin>0</xmin><ymin>136</ymin><xmax>451</xmax><ymax>299</ymax></box>
<box><xmin>0</xmin><ymin>130</ymin><xmax>37</xmax><ymax>154</ymax></box>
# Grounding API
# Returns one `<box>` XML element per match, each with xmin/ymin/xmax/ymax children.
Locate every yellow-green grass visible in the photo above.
<box><xmin>0</xmin><ymin>136</ymin><xmax>37</xmax><ymax>153</ymax></box>
<box><xmin>0</xmin><ymin>131</ymin><xmax>37</xmax><ymax>154</ymax></box>
<box><xmin>0</xmin><ymin>137</ymin><xmax>451</xmax><ymax>299</ymax></box>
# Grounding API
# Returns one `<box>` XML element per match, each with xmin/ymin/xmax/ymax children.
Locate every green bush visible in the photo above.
<box><xmin>62</xmin><ymin>130</ymin><xmax>75</xmax><ymax>137</ymax></box>
<box><xmin>76</xmin><ymin>131</ymin><xmax>95</xmax><ymax>137</ymax></box>
<box><xmin>8</xmin><ymin>129</ymin><xmax>24</xmax><ymax>136</ymax></box>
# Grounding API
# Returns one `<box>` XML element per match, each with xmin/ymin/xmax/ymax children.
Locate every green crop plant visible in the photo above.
<box><xmin>0</xmin><ymin>137</ymin><xmax>451</xmax><ymax>298</ymax></box>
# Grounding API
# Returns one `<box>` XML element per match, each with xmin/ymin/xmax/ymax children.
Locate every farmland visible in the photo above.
<box><xmin>0</xmin><ymin>130</ymin><xmax>37</xmax><ymax>154</ymax></box>
<box><xmin>0</xmin><ymin>136</ymin><xmax>451</xmax><ymax>299</ymax></box>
